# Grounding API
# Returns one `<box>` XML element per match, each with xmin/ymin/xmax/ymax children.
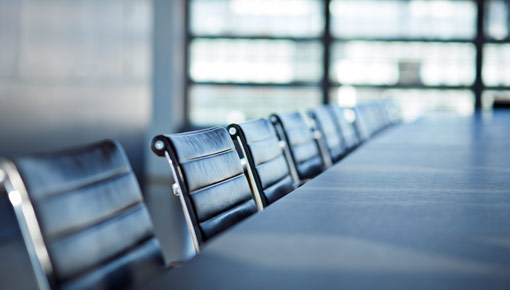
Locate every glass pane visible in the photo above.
<box><xmin>331</xmin><ymin>41</ymin><xmax>476</xmax><ymax>86</ymax></box>
<box><xmin>189</xmin><ymin>85</ymin><xmax>321</xmax><ymax>125</ymax></box>
<box><xmin>190</xmin><ymin>39</ymin><xmax>322</xmax><ymax>83</ymax></box>
<box><xmin>190</xmin><ymin>0</ymin><xmax>323</xmax><ymax>37</ymax></box>
<box><xmin>331</xmin><ymin>86</ymin><xmax>474</xmax><ymax>121</ymax></box>
<box><xmin>483</xmin><ymin>44</ymin><xmax>510</xmax><ymax>87</ymax></box>
<box><xmin>331</xmin><ymin>0</ymin><xmax>476</xmax><ymax>40</ymax></box>
<box><xmin>485</xmin><ymin>0</ymin><xmax>510</xmax><ymax>40</ymax></box>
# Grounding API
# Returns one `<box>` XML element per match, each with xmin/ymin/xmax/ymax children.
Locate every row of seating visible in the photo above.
<box><xmin>0</xmin><ymin>100</ymin><xmax>399</xmax><ymax>290</ymax></box>
<box><xmin>150</xmin><ymin>101</ymin><xmax>399</xmax><ymax>254</ymax></box>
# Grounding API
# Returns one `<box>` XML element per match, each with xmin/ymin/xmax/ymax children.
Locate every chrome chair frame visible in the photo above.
<box><xmin>228</xmin><ymin>126</ymin><xmax>266</xmax><ymax>211</ymax></box>
<box><xmin>227</xmin><ymin>124</ymin><xmax>299</xmax><ymax>207</ymax></box>
<box><xmin>153</xmin><ymin>140</ymin><xmax>201</xmax><ymax>254</ymax></box>
<box><xmin>0</xmin><ymin>159</ymin><xmax>53</xmax><ymax>290</ymax></box>
<box><xmin>270</xmin><ymin>113</ymin><xmax>329</xmax><ymax>182</ymax></box>
<box><xmin>268</xmin><ymin>117</ymin><xmax>301</xmax><ymax>185</ymax></box>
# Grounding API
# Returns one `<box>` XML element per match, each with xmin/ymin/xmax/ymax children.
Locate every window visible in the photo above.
<box><xmin>186</xmin><ymin>0</ymin><xmax>509</xmax><ymax>125</ymax></box>
<box><xmin>187</xmin><ymin>0</ymin><xmax>323</xmax><ymax>126</ymax></box>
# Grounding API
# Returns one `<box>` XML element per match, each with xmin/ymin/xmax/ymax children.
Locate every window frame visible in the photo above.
<box><xmin>184</xmin><ymin>0</ymin><xmax>510</xmax><ymax>128</ymax></box>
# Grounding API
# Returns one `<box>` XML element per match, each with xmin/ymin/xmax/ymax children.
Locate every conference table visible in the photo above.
<box><xmin>143</xmin><ymin>110</ymin><xmax>510</xmax><ymax>290</ymax></box>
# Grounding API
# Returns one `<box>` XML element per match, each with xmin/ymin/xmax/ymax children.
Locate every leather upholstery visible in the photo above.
<box><xmin>329</xmin><ymin>105</ymin><xmax>360</xmax><ymax>149</ymax></box>
<box><xmin>270</xmin><ymin>112</ymin><xmax>324</xmax><ymax>180</ymax></box>
<box><xmin>14</xmin><ymin>140</ymin><xmax>165</xmax><ymax>290</ymax></box>
<box><xmin>228</xmin><ymin>118</ymin><xmax>296</xmax><ymax>207</ymax></box>
<box><xmin>308</xmin><ymin>106</ymin><xmax>346</xmax><ymax>163</ymax></box>
<box><xmin>152</xmin><ymin>127</ymin><xmax>258</xmax><ymax>243</ymax></box>
<box><xmin>375</xmin><ymin>101</ymin><xmax>392</xmax><ymax>129</ymax></box>
<box><xmin>353</xmin><ymin>105</ymin><xmax>374</xmax><ymax>140</ymax></box>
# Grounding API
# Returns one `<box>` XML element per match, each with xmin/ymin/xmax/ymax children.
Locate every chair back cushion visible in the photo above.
<box><xmin>14</xmin><ymin>140</ymin><xmax>165</xmax><ymax>290</ymax></box>
<box><xmin>308</xmin><ymin>106</ymin><xmax>346</xmax><ymax>163</ymax></box>
<box><xmin>271</xmin><ymin>112</ymin><xmax>323</xmax><ymax>180</ymax></box>
<box><xmin>229</xmin><ymin>119</ymin><xmax>295</xmax><ymax>206</ymax></box>
<box><xmin>352</xmin><ymin>105</ymin><xmax>372</xmax><ymax>140</ymax></box>
<box><xmin>154</xmin><ymin>127</ymin><xmax>258</xmax><ymax>243</ymax></box>
<box><xmin>330</xmin><ymin>105</ymin><xmax>360</xmax><ymax>149</ymax></box>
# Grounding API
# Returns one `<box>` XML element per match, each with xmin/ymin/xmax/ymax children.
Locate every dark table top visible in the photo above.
<box><xmin>143</xmin><ymin>111</ymin><xmax>510</xmax><ymax>290</ymax></box>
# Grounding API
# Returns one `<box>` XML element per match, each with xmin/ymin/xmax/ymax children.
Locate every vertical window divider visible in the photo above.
<box><xmin>474</xmin><ymin>0</ymin><xmax>485</xmax><ymax>110</ymax></box>
<box><xmin>322</xmin><ymin>0</ymin><xmax>332</xmax><ymax>105</ymax></box>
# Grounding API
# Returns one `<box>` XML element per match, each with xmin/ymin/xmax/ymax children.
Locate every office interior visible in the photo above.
<box><xmin>1</xmin><ymin>0</ymin><xmax>510</xmax><ymax>288</ymax></box>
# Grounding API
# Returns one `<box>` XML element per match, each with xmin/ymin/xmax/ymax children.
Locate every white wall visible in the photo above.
<box><xmin>0</xmin><ymin>0</ymin><xmax>152</xmax><ymax>179</ymax></box>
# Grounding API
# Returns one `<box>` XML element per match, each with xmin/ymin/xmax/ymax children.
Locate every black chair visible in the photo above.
<box><xmin>349</xmin><ymin>105</ymin><xmax>371</xmax><ymax>142</ymax></box>
<box><xmin>374</xmin><ymin>100</ymin><xmax>392</xmax><ymax>130</ymax></box>
<box><xmin>308</xmin><ymin>105</ymin><xmax>348</xmax><ymax>163</ymax></box>
<box><xmin>0</xmin><ymin>140</ymin><xmax>166</xmax><ymax>290</ymax></box>
<box><xmin>228</xmin><ymin>118</ymin><xmax>298</xmax><ymax>207</ymax></box>
<box><xmin>386</xmin><ymin>100</ymin><xmax>403</xmax><ymax>125</ymax></box>
<box><xmin>364</xmin><ymin>103</ymin><xmax>383</xmax><ymax>135</ymax></box>
<box><xmin>376</xmin><ymin>99</ymin><xmax>400</xmax><ymax>128</ymax></box>
<box><xmin>270</xmin><ymin>112</ymin><xmax>325</xmax><ymax>181</ymax></box>
<box><xmin>328</xmin><ymin>105</ymin><xmax>360</xmax><ymax>151</ymax></box>
<box><xmin>151</xmin><ymin>127</ymin><xmax>259</xmax><ymax>252</ymax></box>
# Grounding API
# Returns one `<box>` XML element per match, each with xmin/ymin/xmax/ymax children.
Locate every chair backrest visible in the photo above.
<box><xmin>308</xmin><ymin>105</ymin><xmax>347</xmax><ymax>163</ymax></box>
<box><xmin>228</xmin><ymin>119</ymin><xmax>297</xmax><ymax>207</ymax></box>
<box><xmin>151</xmin><ymin>127</ymin><xmax>258</xmax><ymax>252</ymax></box>
<box><xmin>385</xmin><ymin>99</ymin><xmax>403</xmax><ymax>124</ymax></box>
<box><xmin>351</xmin><ymin>105</ymin><xmax>372</xmax><ymax>142</ymax></box>
<box><xmin>270</xmin><ymin>112</ymin><xmax>324</xmax><ymax>181</ymax></box>
<box><xmin>0</xmin><ymin>140</ymin><xmax>165</xmax><ymax>290</ymax></box>
<box><xmin>374</xmin><ymin>101</ymin><xmax>392</xmax><ymax>129</ymax></box>
<box><xmin>328</xmin><ymin>105</ymin><xmax>359</xmax><ymax>151</ymax></box>
<box><xmin>363</xmin><ymin>103</ymin><xmax>382</xmax><ymax>135</ymax></box>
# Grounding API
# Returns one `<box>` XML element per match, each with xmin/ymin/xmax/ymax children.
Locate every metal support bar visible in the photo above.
<box><xmin>236</xmin><ymin>138</ymin><xmax>264</xmax><ymax>212</ymax></box>
<box><xmin>0</xmin><ymin>160</ymin><xmax>53</xmax><ymax>290</ymax></box>
<box><xmin>313</xmin><ymin>130</ymin><xmax>333</xmax><ymax>168</ymax></box>
<box><xmin>272</xmin><ymin>121</ymin><xmax>301</xmax><ymax>185</ymax></box>
<box><xmin>164</xmin><ymin>152</ymin><xmax>201</xmax><ymax>254</ymax></box>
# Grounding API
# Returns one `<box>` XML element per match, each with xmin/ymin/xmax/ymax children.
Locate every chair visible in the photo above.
<box><xmin>0</xmin><ymin>140</ymin><xmax>166</xmax><ymax>290</ymax></box>
<box><xmin>270</xmin><ymin>112</ymin><xmax>326</xmax><ymax>181</ymax></box>
<box><xmin>386</xmin><ymin>100</ymin><xmax>403</xmax><ymax>125</ymax></box>
<box><xmin>366</xmin><ymin>103</ymin><xmax>384</xmax><ymax>134</ymax></box>
<box><xmin>151</xmin><ymin>127</ymin><xmax>259</xmax><ymax>253</ymax></box>
<box><xmin>378</xmin><ymin>99</ymin><xmax>401</xmax><ymax>127</ymax></box>
<box><xmin>352</xmin><ymin>105</ymin><xmax>372</xmax><ymax>142</ymax></box>
<box><xmin>328</xmin><ymin>105</ymin><xmax>360</xmax><ymax>151</ymax></box>
<box><xmin>375</xmin><ymin>100</ymin><xmax>392</xmax><ymax>130</ymax></box>
<box><xmin>228</xmin><ymin>118</ymin><xmax>298</xmax><ymax>207</ymax></box>
<box><xmin>308</xmin><ymin>105</ymin><xmax>347</xmax><ymax>163</ymax></box>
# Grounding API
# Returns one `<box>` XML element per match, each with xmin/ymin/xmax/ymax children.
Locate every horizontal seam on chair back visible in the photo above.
<box><xmin>57</xmin><ymin>235</ymin><xmax>158</xmax><ymax>285</ymax></box>
<box><xmin>30</xmin><ymin>167</ymin><xmax>131</xmax><ymax>201</ymax></box>
<box><xmin>44</xmin><ymin>200</ymin><xmax>143</xmax><ymax>242</ymax></box>
<box><xmin>196</xmin><ymin>191</ymin><xmax>254</xmax><ymax>224</ymax></box>
<box><xmin>189</xmin><ymin>172</ymin><xmax>245</xmax><ymax>195</ymax></box>
<box><xmin>178</xmin><ymin>147</ymin><xmax>235</xmax><ymax>163</ymax></box>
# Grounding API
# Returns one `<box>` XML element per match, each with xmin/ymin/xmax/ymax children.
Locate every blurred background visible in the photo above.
<box><xmin>1</xmin><ymin>0</ymin><xmax>510</xmax><ymax>277</ymax></box>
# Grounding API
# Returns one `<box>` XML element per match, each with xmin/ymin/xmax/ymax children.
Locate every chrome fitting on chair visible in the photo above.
<box><xmin>151</xmin><ymin>136</ymin><xmax>170</xmax><ymax>157</ymax></box>
<box><xmin>240</xmin><ymin>158</ymin><xmax>248</xmax><ymax>170</ymax></box>
<box><xmin>228</xmin><ymin>127</ymin><xmax>237</xmax><ymax>136</ymax></box>
<box><xmin>154</xmin><ymin>140</ymin><xmax>165</xmax><ymax>151</ymax></box>
<box><xmin>279</xmin><ymin>141</ymin><xmax>286</xmax><ymax>150</ymax></box>
<box><xmin>172</xmin><ymin>183</ymin><xmax>181</xmax><ymax>197</ymax></box>
<box><xmin>313</xmin><ymin>130</ymin><xmax>322</xmax><ymax>140</ymax></box>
